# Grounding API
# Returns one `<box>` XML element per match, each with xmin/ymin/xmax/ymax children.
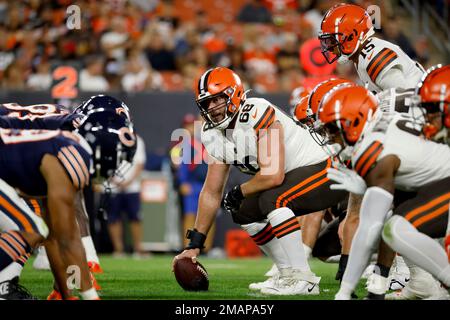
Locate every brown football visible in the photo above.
<box><xmin>173</xmin><ymin>257</ymin><xmax>209</xmax><ymax>291</ymax></box>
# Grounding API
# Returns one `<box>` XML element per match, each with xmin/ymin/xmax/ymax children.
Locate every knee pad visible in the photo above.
<box><xmin>382</xmin><ymin>215</ymin><xmax>402</xmax><ymax>246</ymax></box>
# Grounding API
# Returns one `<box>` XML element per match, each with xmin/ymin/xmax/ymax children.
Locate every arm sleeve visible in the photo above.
<box><xmin>377</xmin><ymin>67</ymin><xmax>412</xmax><ymax>91</ymax></box>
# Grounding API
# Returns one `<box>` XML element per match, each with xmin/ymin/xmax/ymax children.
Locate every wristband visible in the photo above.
<box><xmin>185</xmin><ymin>228</ymin><xmax>206</xmax><ymax>250</ymax></box>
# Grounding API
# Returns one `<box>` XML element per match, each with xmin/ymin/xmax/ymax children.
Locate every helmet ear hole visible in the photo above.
<box><xmin>353</xmin><ymin>118</ymin><xmax>360</xmax><ymax>127</ymax></box>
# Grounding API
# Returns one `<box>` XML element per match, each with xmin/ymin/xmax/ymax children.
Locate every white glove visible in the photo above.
<box><xmin>327</xmin><ymin>166</ymin><xmax>367</xmax><ymax>195</ymax></box>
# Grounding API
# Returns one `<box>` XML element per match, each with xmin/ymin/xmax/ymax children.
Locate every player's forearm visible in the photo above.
<box><xmin>194</xmin><ymin>189</ymin><xmax>222</xmax><ymax>235</ymax></box>
<box><xmin>342</xmin><ymin>193</ymin><xmax>362</xmax><ymax>254</ymax></box>
<box><xmin>241</xmin><ymin>171</ymin><xmax>284</xmax><ymax>197</ymax></box>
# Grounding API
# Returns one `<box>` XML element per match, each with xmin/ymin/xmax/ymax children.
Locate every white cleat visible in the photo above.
<box><xmin>248</xmin><ymin>276</ymin><xmax>278</xmax><ymax>291</ymax></box>
<box><xmin>388</xmin><ymin>256</ymin><xmax>410</xmax><ymax>291</ymax></box>
<box><xmin>264</xmin><ymin>264</ymin><xmax>279</xmax><ymax>277</ymax></box>
<box><xmin>366</xmin><ymin>273</ymin><xmax>389</xmax><ymax>296</ymax></box>
<box><xmin>260</xmin><ymin>270</ymin><xmax>320</xmax><ymax>296</ymax></box>
<box><xmin>362</xmin><ymin>264</ymin><xmax>376</xmax><ymax>279</ymax></box>
<box><xmin>33</xmin><ymin>247</ymin><xmax>50</xmax><ymax>271</ymax></box>
<box><xmin>423</xmin><ymin>285</ymin><xmax>450</xmax><ymax>300</ymax></box>
<box><xmin>386</xmin><ymin>273</ymin><xmax>443</xmax><ymax>300</ymax></box>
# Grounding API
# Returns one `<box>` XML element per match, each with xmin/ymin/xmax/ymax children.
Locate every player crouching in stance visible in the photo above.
<box><xmin>173</xmin><ymin>67</ymin><xmax>358</xmax><ymax>296</ymax></box>
<box><xmin>314</xmin><ymin>83</ymin><xmax>450</xmax><ymax>300</ymax></box>
<box><xmin>0</xmin><ymin>108</ymin><xmax>136</xmax><ymax>299</ymax></box>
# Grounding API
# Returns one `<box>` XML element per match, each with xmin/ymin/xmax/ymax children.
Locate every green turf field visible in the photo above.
<box><xmin>21</xmin><ymin>255</ymin><xmax>368</xmax><ymax>300</ymax></box>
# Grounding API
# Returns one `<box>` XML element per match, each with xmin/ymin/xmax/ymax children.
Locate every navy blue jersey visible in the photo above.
<box><xmin>0</xmin><ymin>129</ymin><xmax>92</xmax><ymax>197</ymax></box>
<box><xmin>0</xmin><ymin>102</ymin><xmax>81</xmax><ymax>130</ymax></box>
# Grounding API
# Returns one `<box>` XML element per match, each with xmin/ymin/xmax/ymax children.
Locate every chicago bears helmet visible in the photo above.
<box><xmin>74</xmin><ymin>95</ymin><xmax>131</xmax><ymax>121</ymax></box>
<box><xmin>76</xmin><ymin>109</ymin><xmax>137</xmax><ymax>181</ymax></box>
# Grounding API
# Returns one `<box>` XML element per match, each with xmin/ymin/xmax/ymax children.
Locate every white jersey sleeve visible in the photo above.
<box><xmin>201</xmin><ymin>97</ymin><xmax>328</xmax><ymax>175</ymax></box>
<box><xmin>354</xmin><ymin>37</ymin><xmax>425</xmax><ymax>93</ymax></box>
<box><xmin>352</xmin><ymin>112</ymin><xmax>450</xmax><ymax>191</ymax></box>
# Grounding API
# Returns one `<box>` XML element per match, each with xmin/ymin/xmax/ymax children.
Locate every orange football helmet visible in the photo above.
<box><xmin>319</xmin><ymin>3</ymin><xmax>374</xmax><ymax>64</ymax></box>
<box><xmin>308</xmin><ymin>78</ymin><xmax>352</xmax><ymax>117</ymax></box>
<box><xmin>195</xmin><ymin>67</ymin><xmax>246</xmax><ymax>129</ymax></box>
<box><xmin>414</xmin><ymin>64</ymin><xmax>450</xmax><ymax>137</ymax></box>
<box><xmin>293</xmin><ymin>95</ymin><xmax>310</xmax><ymax>123</ymax></box>
<box><xmin>315</xmin><ymin>84</ymin><xmax>378</xmax><ymax>146</ymax></box>
<box><xmin>289</xmin><ymin>86</ymin><xmax>309</xmax><ymax>108</ymax></box>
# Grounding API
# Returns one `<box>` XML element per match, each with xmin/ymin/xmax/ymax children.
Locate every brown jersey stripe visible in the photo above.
<box><xmin>405</xmin><ymin>192</ymin><xmax>450</xmax><ymax>222</ymax></box>
<box><xmin>276</xmin><ymin>158</ymin><xmax>331</xmax><ymax>208</ymax></box>
<box><xmin>366</xmin><ymin>48</ymin><xmax>390</xmax><ymax>75</ymax></box>
<box><xmin>354</xmin><ymin>141</ymin><xmax>382</xmax><ymax>173</ymax></box>
<box><xmin>358</xmin><ymin>146</ymin><xmax>384</xmax><ymax>178</ymax></box>
<box><xmin>280</xmin><ymin>176</ymin><xmax>330</xmax><ymax>208</ymax></box>
<box><xmin>257</xmin><ymin>110</ymin><xmax>275</xmax><ymax>132</ymax></box>
<box><xmin>370</xmin><ymin>51</ymin><xmax>398</xmax><ymax>83</ymax></box>
<box><xmin>412</xmin><ymin>202</ymin><xmax>449</xmax><ymax>228</ymax></box>
<box><xmin>254</xmin><ymin>107</ymin><xmax>275</xmax><ymax>133</ymax></box>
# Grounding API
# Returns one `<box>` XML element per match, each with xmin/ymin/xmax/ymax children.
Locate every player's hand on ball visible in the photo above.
<box><xmin>327</xmin><ymin>166</ymin><xmax>367</xmax><ymax>195</ymax></box>
<box><xmin>172</xmin><ymin>249</ymin><xmax>200</xmax><ymax>272</ymax></box>
<box><xmin>222</xmin><ymin>185</ymin><xmax>244</xmax><ymax>214</ymax></box>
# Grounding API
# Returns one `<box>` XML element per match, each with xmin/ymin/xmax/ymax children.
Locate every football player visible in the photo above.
<box><xmin>0</xmin><ymin>101</ymin><xmax>103</xmax><ymax>287</ymax></box>
<box><xmin>314</xmin><ymin>84</ymin><xmax>450</xmax><ymax>300</ymax></box>
<box><xmin>319</xmin><ymin>3</ymin><xmax>425</xmax><ymax>93</ymax></box>
<box><xmin>172</xmin><ymin>67</ymin><xmax>361</xmax><ymax>296</ymax></box>
<box><xmin>0</xmin><ymin>106</ymin><xmax>136</xmax><ymax>299</ymax></box>
<box><xmin>411</xmin><ymin>64</ymin><xmax>450</xmax><ymax>263</ymax></box>
<box><xmin>412</xmin><ymin>64</ymin><xmax>450</xmax><ymax>143</ymax></box>
<box><xmin>289</xmin><ymin>86</ymin><xmax>309</xmax><ymax>117</ymax></box>
<box><xmin>0</xmin><ymin>96</ymin><xmax>129</xmax><ymax>294</ymax></box>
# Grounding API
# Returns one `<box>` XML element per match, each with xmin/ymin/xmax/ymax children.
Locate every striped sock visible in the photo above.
<box><xmin>242</xmin><ymin>221</ymin><xmax>290</xmax><ymax>271</ymax></box>
<box><xmin>0</xmin><ymin>231</ymin><xmax>31</xmax><ymax>271</ymax></box>
<box><xmin>268</xmin><ymin>208</ymin><xmax>310</xmax><ymax>272</ymax></box>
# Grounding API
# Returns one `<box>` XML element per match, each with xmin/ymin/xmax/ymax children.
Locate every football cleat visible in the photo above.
<box><xmin>388</xmin><ymin>255</ymin><xmax>410</xmax><ymax>291</ymax></box>
<box><xmin>366</xmin><ymin>273</ymin><xmax>388</xmax><ymax>297</ymax></box>
<box><xmin>0</xmin><ymin>277</ymin><xmax>37</xmax><ymax>300</ymax></box>
<box><xmin>260</xmin><ymin>270</ymin><xmax>320</xmax><ymax>296</ymax></box>
<box><xmin>47</xmin><ymin>289</ymin><xmax>62</xmax><ymax>300</ymax></box>
<box><xmin>47</xmin><ymin>289</ymin><xmax>80</xmax><ymax>300</ymax></box>
<box><xmin>361</xmin><ymin>264</ymin><xmax>376</xmax><ymax>279</ymax></box>
<box><xmin>88</xmin><ymin>261</ymin><xmax>103</xmax><ymax>274</ymax></box>
<box><xmin>264</xmin><ymin>264</ymin><xmax>279</xmax><ymax>277</ymax></box>
<box><xmin>386</xmin><ymin>273</ymin><xmax>444</xmax><ymax>300</ymax></box>
<box><xmin>90</xmin><ymin>272</ymin><xmax>102</xmax><ymax>291</ymax></box>
<box><xmin>248</xmin><ymin>276</ymin><xmax>278</xmax><ymax>291</ymax></box>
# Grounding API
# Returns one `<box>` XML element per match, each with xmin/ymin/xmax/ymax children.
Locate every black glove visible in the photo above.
<box><xmin>222</xmin><ymin>185</ymin><xmax>245</xmax><ymax>214</ymax></box>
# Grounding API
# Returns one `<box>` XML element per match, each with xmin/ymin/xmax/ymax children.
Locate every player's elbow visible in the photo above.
<box><xmin>264</xmin><ymin>171</ymin><xmax>285</xmax><ymax>188</ymax></box>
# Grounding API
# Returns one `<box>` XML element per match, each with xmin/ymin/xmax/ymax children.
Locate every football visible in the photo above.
<box><xmin>173</xmin><ymin>257</ymin><xmax>209</xmax><ymax>291</ymax></box>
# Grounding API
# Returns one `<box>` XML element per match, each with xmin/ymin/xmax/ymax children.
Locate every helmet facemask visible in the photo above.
<box><xmin>319</xmin><ymin>33</ymin><xmax>344</xmax><ymax>64</ymax></box>
<box><xmin>197</xmin><ymin>90</ymin><xmax>239</xmax><ymax>129</ymax></box>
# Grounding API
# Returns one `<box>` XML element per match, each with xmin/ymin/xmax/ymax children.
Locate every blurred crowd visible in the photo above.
<box><xmin>0</xmin><ymin>0</ymin><xmax>438</xmax><ymax>93</ymax></box>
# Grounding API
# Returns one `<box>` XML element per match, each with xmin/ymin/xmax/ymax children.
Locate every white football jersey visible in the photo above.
<box><xmin>351</xmin><ymin>111</ymin><xmax>450</xmax><ymax>191</ymax></box>
<box><xmin>201</xmin><ymin>97</ymin><xmax>328</xmax><ymax>175</ymax></box>
<box><xmin>354</xmin><ymin>37</ymin><xmax>425</xmax><ymax>93</ymax></box>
